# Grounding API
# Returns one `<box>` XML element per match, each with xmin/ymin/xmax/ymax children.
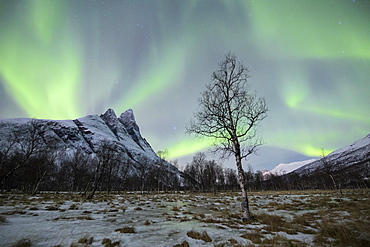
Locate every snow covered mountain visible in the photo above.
<box><xmin>291</xmin><ymin>133</ymin><xmax>370</xmax><ymax>176</ymax></box>
<box><xmin>259</xmin><ymin>134</ymin><xmax>370</xmax><ymax>190</ymax></box>
<box><xmin>263</xmin><ymin>158</ymin><xmax>317</xmax><ymax>177</ymax></box>
<box><xmin>262</xmin><ymin>134</ymin><xmax>370</xmax><ymax>180</ymax></box>
<box><xmin>0</xmin><ymin>108</ymin><xmax>179</xmax><ymax>177</ymax></box>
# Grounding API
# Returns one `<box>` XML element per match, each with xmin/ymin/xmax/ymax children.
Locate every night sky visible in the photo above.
<box><xmin>1</xmin><ymin>0</ymin><xmax>369</xmax><ymax>170</ymax></box>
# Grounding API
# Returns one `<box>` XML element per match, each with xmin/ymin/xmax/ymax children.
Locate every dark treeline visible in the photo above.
<box><xmin>1</xmin><ymin>120</ymin><xmax>369</xmax><ymax>195</ymax></box>
<box><xmin>258</xmin><ymin>160</ymin><xmax>370</xmax><ymax>191</ymax></box>
<box><xmin>0</xmin><ymin>143</ymin><xmax>182</xmax><ymax>197</ymax></box>
<box><xmin>0</xmin><ymin>120</ymin><xmax>182</xmax><ymax>197</ymax></box>
<box><xmin>0</xmin><ymin>141</ymin><xmax>182</xmax><ymax>198</ymax></box>
<box><xmin>182</xmin><ymin>152</ymin><xmax>370</xmax><ymax>192</ymax></box>
<box><xmin>0</xmin><ymin>120</ymin><xmax>239</xmax><ymax>195</ymax></box>
<box><xmin>182</xmin><ymin>152</ymin><xmax>239</xmax><ymax>192</ymax></box>
<box><xmin>183</xmin><ymin>151</ymin><xmax>370</xmax><ymax>192</ymax></box>
<box><xmin>0</xmin><ymin>119</ymin><xmax>238</xmax><ymax>196</ymax></box>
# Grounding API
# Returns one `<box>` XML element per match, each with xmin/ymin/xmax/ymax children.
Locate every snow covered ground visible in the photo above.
<box><xmin>1</xmin><ymin>190</ymin><xmax>369</xmax><ymax>246</ymax></box>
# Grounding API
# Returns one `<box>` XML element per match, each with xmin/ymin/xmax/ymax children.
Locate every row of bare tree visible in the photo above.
<box><xmin>2</xmin><ymin>120</ymin><xmax>367</xmax><ymax>199</ymax></box>
<box><xmin>260</xmin><ymin>160</ymin><xmax>370</xmax><ymax>192</ymax></box>
<box><xmin>0</xmin><ymin>120</ymin><xmax>181</xmax><ymax>197</ymax></box>
<box><xmin>181</xmin><ymin>151</ymin><xmax>370</xmax><ymax>193</ymax></box>
<box><xmin>182</xmin><ymin>152</ymin><xmax>239</xmax><ymax>192</ymax></box>
<box><xmin>0</xmin><ymin>120</ymin><xmax>254</xmax><ymax>196</ymax></box>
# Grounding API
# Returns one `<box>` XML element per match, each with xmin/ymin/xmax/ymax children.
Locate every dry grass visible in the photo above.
<box><xmin>115</xmin><ymin>226</ymin><xmax>135</xmax><ymax>233</ymax></box>
<box><xmin>262</xmin><ymin>234</ymin><xmax>306</xmax><ymax>247</ymax></box>
<box><xmin>290</xmin><ymin>214</ymin><xmax>317</xmax><ymax>234</ymax></box>
<box><xmin>248</xmin><ymin>189</ymin><xmax>370</xmax><ymax>245</ymax></box>
<box><xmin>187</xmin><ymin>230</ymin><xmax>212</xmax><ymax>242</ymax></box>
<box><xmin>1</xmin><ymin>190</ymin><xmax>370</xmax><ymax>246</ymax></box>
<box><xmin>45</xmin><ymin>205</ymin><xmax>59</xmax><ymax>211</ymax></box>
<box><xmin>101</xmin><ymin>238</ymin><xmax>120</xmax><ymax>247</ymax></box>
<box><xmin>241</xmin><ymin>232</ymin><xmax>263</xmax><ymax>244</ymax></box>
<box><xmin>291</xmin><ymin>214</ymin><xmax>311</xmax><ymax>226</ymax></box>
<box><xmin>76</xmin><ymin>215</ymin><xmax>93</xmax><ymax>220</ymax></box>
<box><xmin>70</xmin><ymin>235</ymin><xmax>93</xmax><ymax>247</ymax></box>
<box><xmin>11</xmin><ymin>238</ymin><xmax>32</xmax><ymax>247</ymax></box>
<box><xmin>68</xmin><ymin>204</ymin><xmax>79</xmax><ymax>210</ymax></box>
<box><xmin>172</xmin><ymin>240</ymin><xmax>190</xmax><ymax>247</ymax></box>
<box><xmin>77</xmin><ymin>235</ymin><xmax>93</xmax><ymax>244</ymax></box>
<box><xmin>257</xmin><ymin>212</ymin><xmax>288</xmax><ymax>232</ymax></box>
<box><xmin>314</xmin><ymin>218</ymin><xmax>370</xmax><ymax>247</ymax></box>
<box><xmin>226</xmin><ymin>238</ymin><xmax>241</xmax><ymax>246</ymax></box>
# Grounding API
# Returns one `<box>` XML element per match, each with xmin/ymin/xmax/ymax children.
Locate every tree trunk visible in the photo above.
<box><xmin>235</xmin><ymin>154</ymin><xmax>251</xmax><ymax>221</ymax></box>
<box><xmin>32</xmin><ymin>170</ymin><xmax>47</xmax><ymax>195</ymax></box>
<box><xmin>329</xmin><ymin>174</ymin><xmax>341</xmax><ymax>200</ymax></box>
<box><xmin>140</xmin><ymin>179</ymin><xmax>145</xmax><ymax>194</ymax></box>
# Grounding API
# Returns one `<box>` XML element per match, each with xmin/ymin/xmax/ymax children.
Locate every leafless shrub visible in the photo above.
<box><xmin>241</xmin><ymin>232</ymin><xmax>263</xmax><ymax>244</ymax></box>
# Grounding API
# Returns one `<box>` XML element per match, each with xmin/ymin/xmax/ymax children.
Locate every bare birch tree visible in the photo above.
<box><xmin>186</xmin><ymin>53</ymin><xmax>268</xmax><ymax>221</ymax></box>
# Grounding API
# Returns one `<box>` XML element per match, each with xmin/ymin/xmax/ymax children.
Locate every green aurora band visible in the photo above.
<box><xmin>0</xmin><ymin>0</ymin><xmax>369</xmax><ymax>159</ymax></box>
<box><xmin>0</xmin><ymin>0</ymin><xmax>82</xmax><ymax>119</ymax></box>
<box><xmin>165</xmin><ymin>1</ymin><xmax>370</xmax><ymax>158</ymax></box>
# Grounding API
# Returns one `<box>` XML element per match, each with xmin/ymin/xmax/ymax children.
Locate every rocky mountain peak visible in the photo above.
<box><xmin>0</xmin><ymin>108</ymin><xmax>181</xmax><ymax>179</ymax></box>
<box><xmin>102</xmin><ymin>108</ymin><xmax>117</xmax><ymax>119</ymax></box>
<box><xmin>99</xmin><ymin>108</ymin><xmax>123</xmax><ymax>138</ymax></box>
<box><xmin>119</xmin><ymin>108</ymin><xmax>139</xmax><ymax>132</ymax></box>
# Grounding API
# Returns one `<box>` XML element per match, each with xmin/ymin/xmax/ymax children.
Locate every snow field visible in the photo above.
<box><xmin>1</xmin><ymin>190</ymin><xmax>369</xmax><ymax>246</ymax></box>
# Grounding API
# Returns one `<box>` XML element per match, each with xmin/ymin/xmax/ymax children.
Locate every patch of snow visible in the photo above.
<box><xmin>1</xmin><ymin>191</ymin><xmax>361</xmax><ymax>246</ymax></box>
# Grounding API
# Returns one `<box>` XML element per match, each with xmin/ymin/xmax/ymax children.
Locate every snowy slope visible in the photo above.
<box><xmin>292</xmin><ymin>133</ymin><xmax>370</xmax><ymax>175</ymax></box>
<box><xmin>267</xmin><ymin>159</ymin><xmax>318</xmax><ymax>176</ymax></box>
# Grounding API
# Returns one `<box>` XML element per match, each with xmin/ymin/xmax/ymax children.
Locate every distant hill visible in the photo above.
<box><xmin>291</xmin><ymin>133</ymin><xmax>370</xmax><ymax>176</ymax></box>
<box><xmin>262</xmin><ymin>133</ymin><xmax>370</xmax><ymax>190</ymax></box>
<box><xmin>262</xmin><ymin>158</ymin><xmax>317</xmax><ymax>177</ymax></box>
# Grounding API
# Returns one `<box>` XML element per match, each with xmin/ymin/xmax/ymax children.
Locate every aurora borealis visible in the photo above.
<box><xmin>1</xmin><ymin>0</ymin><xmax>369</xmax><ymax>170</ymax></box>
